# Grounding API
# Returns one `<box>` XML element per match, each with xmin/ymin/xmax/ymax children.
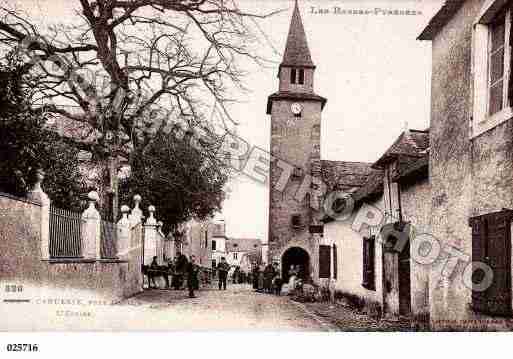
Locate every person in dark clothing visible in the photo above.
<box><xmin>263</xmin><ymin>263</ymin><xmax>275</xmax><ymax>293</ymax></box>
<box><xmin>251</xmin><ymin>264</ymin><xmax>259</xmax><ymax>290</ymax></box>
<box><xmin>172</xmin><ymin>252</ymin><xmax>188</xmax><ymax>290</ymax></box>
<box><xmin>149</xmin><ymin>256</ymin><xmax>159</xmax><ymax>289</ymax></box>
<box><xmin>186</xmin><ymin>255</ymin><xmax>199</xmax><ymax>298</ymax></box>
<box><xmin>217</xmin><ymin>257</ymin><xmax>230</xmax><ymax>290</ymax></box>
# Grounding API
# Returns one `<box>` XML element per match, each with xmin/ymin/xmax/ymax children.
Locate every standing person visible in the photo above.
<box><xmin>186</xmin><ymin>255</ymin><xmax>199</xmax><ymax>298</ymax></box>
<box><xmin>149</xmin><ymin>256</ymin><xmax>159</xmax><ymax>289</ymax></box>
<box><xmin>257</xmin><ymin>264</ymin><xmax>265</xmax><ymax>292</ymax></box>
<box><xmin>263</xmin><ymin>263</ymin><xmax>275</xmax><ymax>293</ymax></box>
<box><xmin>217</xmin><ymin>257</ymin><xmax>230</xmax><ymax>290</ymax></box>
<box><xmin>172</xmin><ymin>251</ymin><xmax>188</xmax><ymax>290</ymax></box>
<box><xmin>251</xmin><ymin>264</ymin><xmax>259</xmax><ymax>290</ymax></box>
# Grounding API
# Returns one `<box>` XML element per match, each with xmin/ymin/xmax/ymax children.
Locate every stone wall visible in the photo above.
<box><xmin>326</xmin><ymin>196</ymin><xmax>385</xmax><ymax>310</ymax></box>
<box><xmin>428</xmin><ymin>0</ymin><xmax>513</xmax><ymax>329</ymax></box>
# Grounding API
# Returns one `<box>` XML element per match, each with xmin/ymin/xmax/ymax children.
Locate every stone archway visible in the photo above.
<box><xmin>281</xmin><ymin>247</ymin><xmax>310</xmax><ymax>283</ymax></box>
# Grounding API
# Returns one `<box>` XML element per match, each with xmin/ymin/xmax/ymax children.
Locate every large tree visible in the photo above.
<box><xmin>0</xmin><ymin>0</ymin><xmax>278</xmax><ymax>217</ymax></box>
<box><xmin>120</xmin><ymin>128</ymin><xmax>228</xmax><ymax>233</ymax></box>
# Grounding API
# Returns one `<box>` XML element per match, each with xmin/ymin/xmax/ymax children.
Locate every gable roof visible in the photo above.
<box><xmin>418</xmin><ymin>0</ymin><xmax>465</xmax><ymax>40</ymax></box>
<box><xmin>313</xmin><ymin>160</ymin><xmax>377</xmax><ymax>192</ymax></box>
<box><xmin>281</xmin><ymin>0</ymin><xmax>315</xmax><ymax>69</ymax></box>
<box><xmin>372</xmin><ymin>129</ymin><xmax>429</xmax><ymax>169</ymax></box>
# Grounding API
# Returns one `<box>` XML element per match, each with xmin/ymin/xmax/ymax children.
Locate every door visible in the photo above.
<box><xmin>398</xmin><ymin>242</ymin><xmax>411</xmax><ymax>316</ymax></box>
<box><xmin>471</xmin><ymin>212</ymin><xmax>512</xmax><ymax>316</ymax></box>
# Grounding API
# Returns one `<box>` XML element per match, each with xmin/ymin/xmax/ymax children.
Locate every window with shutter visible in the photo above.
<box><xmin>319</xmin><ymin>245</ymin><xmax>331</xmax><ymax>278</ymax></box>
<box><xmin>333</xmin><ymin>244</ymin><xmax>338</xmax><ymax>280</ymax></box>
<box><xmin>362</xmin><ymin>236</ymin><xmax>376</xmax><ymax>291</ymax></box>
<box><xmin>469</xmin><ymin>210</ymin><xmax>513</xmax><ymax>316</ymax></box>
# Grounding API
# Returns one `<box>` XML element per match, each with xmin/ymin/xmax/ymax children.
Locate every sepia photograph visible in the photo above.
<box><xmin>1</xmin><ymin>0</ymin><xmax>513</xmax><ymax>345</ymax></box>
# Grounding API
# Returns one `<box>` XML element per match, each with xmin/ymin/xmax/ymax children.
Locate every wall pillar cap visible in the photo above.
<box><xmin>145</xmin><ymin>205</ymin><xmax>157</xmax><ymax>226</ymax></box>
<box><xmin>82</xmin><ymin>191</ymin><xmax>100</xmax><ymax>219</ymax></box>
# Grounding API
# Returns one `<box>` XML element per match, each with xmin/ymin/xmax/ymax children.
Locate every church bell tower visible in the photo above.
<box><xmin>267</xmin><ymin>0</ymin><xmax>327</xmax><ymax>281</ymax></box>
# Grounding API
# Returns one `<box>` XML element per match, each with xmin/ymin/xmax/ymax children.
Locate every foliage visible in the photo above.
<box><xmin>119</xmin><ymin>129</ymin><xmax>229</xmax><ymax>233</ymax></box>
<box><xmin>0</xmin><ymin>62</ymin><xmax>86</xmax><ymax>211</ymax></box>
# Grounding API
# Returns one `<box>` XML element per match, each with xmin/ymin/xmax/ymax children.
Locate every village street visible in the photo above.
<box><xmin>116</xmin><ymin>284</ymin><xmax>336</xmax><ymax>331</ymax></box>
<box><xmin>1</xmin><ymin>283</ymin><xmax>412</xmax><ymax>331</ymax></box>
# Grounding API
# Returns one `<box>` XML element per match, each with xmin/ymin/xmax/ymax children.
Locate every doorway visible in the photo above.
<box><xmin>281</xmin><ymin>247</ymin><xmax>310</xmax><ymax>283</ymax></box>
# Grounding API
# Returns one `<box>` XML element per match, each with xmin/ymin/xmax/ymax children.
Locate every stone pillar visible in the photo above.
<box><xmin>129</xmin><ymin>194</ymin><xmax>143</xmax><ymax>226</ymax></box>
<box><xmin>157</xmin><ymin>221</ymin><xmax>164</xmax><ymax>264</ymax></box>
<box><xmin>27</xmin><ymin>169</ymin><xmax>51</xmax><ymax>260</ymax></box>
<box><xmin>117</xmin><ymin>205</ymin><xmax>130</xmax><ymax>260</ymax></box>
<box><xmin>143</xmin><ymin>205</ymin><xmax>158</xmax><ymax>265</ymax></box>
<box><xmin>81</xmin><ymin>191</ymin><xmax>101</xmax><ymax>259</ymax></box>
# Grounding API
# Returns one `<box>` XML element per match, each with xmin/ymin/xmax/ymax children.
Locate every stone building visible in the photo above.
<box><xmin>211</xmin><ymin>220</ymin><xmax>228</xmax><ymax>269</ymax></box>
<box><xmin>324</xmin><ymin>129</ymin><xmax>431</xmax><ymax>320</ymax></box>
<box><xmin>226</xmin><ymin>237</ymin><xmax>263</xmax><ymax>270</ymax></box>
<box><xmin>266</xmin><ymin>0</ymin><xmax>374</xmax><ymax>284</ymax></box>
<box><xmin>419</xmin><ymin>0</ymin><xmax>513</xmax><ymax>330</ymax></box>
<box><xmin>182</xmin><ymin>219</ymin><xmax>214</xmax><ymax>269</ymax></box>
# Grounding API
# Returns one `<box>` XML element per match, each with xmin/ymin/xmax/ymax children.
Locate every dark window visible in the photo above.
<box><xmin>362</xmin><ymin>236</ymin><xmax>376</xmax><ymax>290</ymax></box>
<box><xmin>204</xmin><ymin>230</ymin><xmax>208</xmax><ymax>248</ymax></box>
<box><xmin>292</xmin><ymin>167</ymin><xmax>303</xmax><ymax>179</ymax></box>
<box><xmin>212</xmin><ymin>259</ymin><xmax>216</xmax><ymax>268</ymax></box>
<box><xmin>298</xmin><ymin>69</ymin><xmax>305</xmax><ymax>85</ymax></box>
<box><xmin>290</xmin><ymin>68</ymin><xmax>297</xmax><ymax>84</ymax></box>
<box><xmin>291</xmin><ymin>214</ymin><xmax>302</xmax><ymax>228</ymax></box>
<box><xmin>319</xmin><ymin>245</ymin><xmax>331</xmax><ymax>279</ymax></box>
<box><xmin>333</xmin><ymin>244</ymin><xmax>338</xmax><ymax>280</ymax></box>
<box><xmin>212</xmin><ymin>240</ymin><xmax>216</xmax><ymax>251</ymax></box>
<box><xmin>470</xmin><ymin>210</ymin><xmax>512</xmax><ymax>316</ymax></box>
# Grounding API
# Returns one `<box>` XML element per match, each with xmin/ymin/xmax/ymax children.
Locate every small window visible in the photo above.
<box><xmin>298</xmin><ymin>69</ymin><xmax>305</xmax><ymax>85</ymax></box>
<box><xmin>292</xmin><ymin>167</ymin><xmax>303</xmax><ymax>179</ymax></box>
<box><xmin>290</xmin><ymin>68</ymin><xmax>297</xmax><ymax>84</ymax></box>
<box><xmin>204</xmin><ymin>230</ymin><xmax>208</xmax><ymax>249</ymax></box>
<box><xmin>291</xmin><ymin>214</ymin><xmax>302</xmax><ymax>228</ymax></box>
<box><xmin>234</xmin><ymin>252</ymin><xmax>238</xmax><ymax>260</ymax></box>
<box><xmin>212</xmin><ymin>240</ymin><xmax>216</xmax><ymax>251</ymax></box>
<box><xmin>212</xmin><ymin>259</ymin><xmax>217</xmax><ymax>268</ymax></box>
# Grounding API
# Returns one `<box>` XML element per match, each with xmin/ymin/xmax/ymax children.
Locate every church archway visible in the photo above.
<box><xmin>281</xmin><ymin>247</ymin><xmax>310</xmax><ymax>283</ymax></box>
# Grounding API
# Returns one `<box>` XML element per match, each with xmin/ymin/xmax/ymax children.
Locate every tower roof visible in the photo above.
<box><xmin>281</xmin><ymin>0</ymin><xmax>314</xmax><ymax>68</ymax></box>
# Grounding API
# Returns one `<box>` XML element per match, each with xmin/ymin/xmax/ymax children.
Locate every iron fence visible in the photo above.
<box><xmin>100</xmin><ymin>219</ymin><xmax>118</xmax><ymax>259</ymax></box>
<box><xmin>49</xmin><ymin>206</ymin><xmax>82</xmax><ymax>258</ymax></box>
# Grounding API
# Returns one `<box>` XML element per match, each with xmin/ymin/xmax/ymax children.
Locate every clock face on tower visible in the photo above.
<box><xmin>291</xmin><ymin>102</ymin><xmax>302</xmax><ymax>115</ymax></box>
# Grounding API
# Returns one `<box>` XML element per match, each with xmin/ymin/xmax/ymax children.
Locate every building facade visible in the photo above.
<box><xmin>267</xmin><ymin>1</ymin><xmax>374</xmax><ymax>284</ymax></box>
<box><xmin>419</xmin><ymin>0</ymin><xmax>513</xmax><ymax>330</ymax></box>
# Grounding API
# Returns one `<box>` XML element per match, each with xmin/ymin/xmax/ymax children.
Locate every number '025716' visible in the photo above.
<box><xmin>6</xmin><ymin>344</ymin><xmax>39</xmax><ymax>352</ymax></box>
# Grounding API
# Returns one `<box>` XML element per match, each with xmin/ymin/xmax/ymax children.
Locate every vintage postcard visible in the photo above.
<box><xmin>1</xmin><ymin>0</ymin><xmax>511</xmax><ymax>334</ymax></box>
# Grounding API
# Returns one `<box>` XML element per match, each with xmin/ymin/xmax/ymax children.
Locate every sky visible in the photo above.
<box><xmin>216</xmin><ymin>0</ymin><xmax>442</xmax><ymax>241</ymax></box>
<box><xmin>7</xmin><ymin>0</ymin><xmax>443</xmax><ymax>242</ymax></box>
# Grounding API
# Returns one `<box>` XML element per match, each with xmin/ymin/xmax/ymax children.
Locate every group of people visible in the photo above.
<box><xmin>148</xmin><ymin>251</ymin><xmax>201</xmax><ymax>298</ymax></box>
<box><xmin>251</xmin><ymin>262</ymin><xmax>283</xmax><ymax>295</ymax></box>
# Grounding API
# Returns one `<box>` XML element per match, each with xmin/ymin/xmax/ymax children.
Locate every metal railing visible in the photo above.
<box><xmin>49</xmin><ymin>205</ymin><xmax>82</xmax><ymax>258</ymax></box>
<box><xmin>100</xmin><ymin>219</ymin><xmax>118</xmax><ymax>259</ymax></box>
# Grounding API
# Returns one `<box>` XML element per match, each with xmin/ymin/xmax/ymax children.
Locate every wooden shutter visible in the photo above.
<box><xmin>470</xmin><ymin>210</ymin><xmax>512</xmax><ymax>316</ymax></box>
<box><xmin>319</xmin><ymin>245</ymin><xmax>331</xmax><ymax>278</ymax></box>
<box><xmin>362</xmin><ymin>236</ymin><xmax>376</xmax><ymax>290</ymax></box>
<box><xmin>333</xmin><ymin>244</ymin><xmax>338</xmax><ymax>280</ymax></box>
